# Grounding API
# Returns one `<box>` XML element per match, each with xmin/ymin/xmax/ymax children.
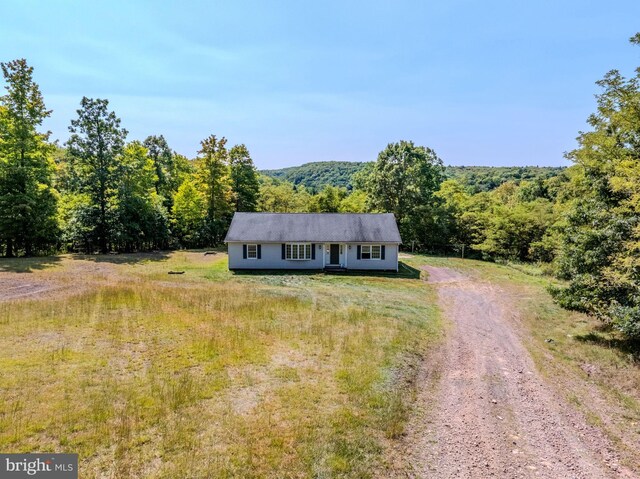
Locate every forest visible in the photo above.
<box><xmin>1</xmin><ymin>33</ymin><xmax>640</xmax><ymax>340</ymax></box>
<box><xmin>262</xmin><ymin>161</ymin><xmax>566</xmax><ymax>194</ymax></box>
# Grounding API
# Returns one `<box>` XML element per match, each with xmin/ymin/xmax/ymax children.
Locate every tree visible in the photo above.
<box><xmin>168</xmin><ymin>153</ymin><xmax>194</xmax><ymax>195</ymax></box>
<box><xmin>65</xmin><ymin>97</ymin><xmax>127</xmax><ymax>253</ymax></box>
<box><xmin>114</xmin><ymin>141</ymin><xmax>169</xmax><ymax>252</ymax></box>
<box><xmin>552</xmin><ymin>33</ymin><xmax>640</xmax><ymax>339</ymax></box>
<box><xmin>0</xmin><ymin>59</ymin><xmax>58</xmax><ymax>256</ymax></box>
<box><xmin>258</xmin><ymin>177</ymin><xmax>312</xmax><ymax>212</ymax></box>
<box><xmin>433</xmin><ymin>179</ymin><xmax>473</xmax><ymax>249</ymax></box>
<box><xmin>229</xmin><ymin>144</ymin><xmax>260</xmax><ymax>212</ymax></box>
<box><xmin>195</xmin><ymin>135</ymin><xmax>232</xmax><ymax>244</ymax></box>
<box><xmin>312</xmin><ymin>185</ymin><xmax>345</xmax><ymax>212</ymax></box>
<box><xmin>363</xmin><ymin>141</ymin><xmax>445</xmax><ymax>246</ymax></box>
<box><xmin>474</xmin><ymin>199</ymin><xmax>554</xmax><ymax>262</ymax></box>
<box><xmin>339</xmin><ymin>190</ymin><xmax>368</xmax><ymax>213</ymax></box>
<box><xmin>172</xmin><ymin>179</ymin><xmax>206</xmax><ymax>247</ymax></box>
<box><xmin>143</xmin><ymin>135</ymin><xmax>174</xmax><ymax>207</ymax></box>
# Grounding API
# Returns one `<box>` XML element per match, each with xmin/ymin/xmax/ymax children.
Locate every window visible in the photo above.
<box><xmin>361</xmin><ymin>245</ymin><xmax>381</xmax><ymax>260</ymax></box>
<box><xmin>285</xmin><ymin>243</ymin><xmax>312</xmax><ymax>260</ymax></box>
<box><xmin>247</xmin><ymin>244</ymin><xmax>257</xmax><ymax>259</ymax></box>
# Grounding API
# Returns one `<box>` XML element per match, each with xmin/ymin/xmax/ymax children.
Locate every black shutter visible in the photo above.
<box><xmin>243</xmin><ymin>244</ymin><xmax>247</xmax><ymax>259</ymax></box>
<box><xmin>257</xmin><ymin>245</ymin><xmax>262</xmax><ymax>259</ymax></box>
<box><xmin>381</xmin><ymin>245</ymin><xmax>386</xmax><ymax>260</ymax></box>
<box><xmin>311</xmin><ymin>244</ymin><xmax>316</xmax><ymax>259</ymax></box>
<box><xmin>357</xmin><ymin>245</ymin><xmax>361</xmax><ymax>260</ymax></box>
<box><xmin>282</xmin><ymin>244</ymin><xmax>286</xmax><ymax>259</ymax></box>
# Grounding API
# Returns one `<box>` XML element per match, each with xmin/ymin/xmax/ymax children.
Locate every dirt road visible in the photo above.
<box><xmin>397</xmin><ymin>266</ymin><xmax>635</xmax><ymax>479</ymax></box>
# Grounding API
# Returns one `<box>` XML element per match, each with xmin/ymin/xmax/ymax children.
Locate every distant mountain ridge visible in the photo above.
<box><xmin>261</xmin><ymin>161</ymin><xmax>367</xmax><ymax>191</ymax></box>
<box><xmin>260</xmin><ymin>161</ymin><xmax>566</xmax><ymax>193</ymax></box>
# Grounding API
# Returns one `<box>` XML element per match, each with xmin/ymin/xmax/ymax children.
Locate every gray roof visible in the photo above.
<box><xmin>225</xmin><ymin>213</ymin><xmax>402</xmax><ymax>243</ymax></box>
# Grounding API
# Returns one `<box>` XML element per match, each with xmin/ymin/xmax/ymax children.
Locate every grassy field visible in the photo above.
<box><xmin>2</xmin><ymin>252</ymin><xmax>638</xmax><ymax>476</ymax></box>
<box><xmin>403</xmin><ymin>254</ymin><xmax>640</xmax><ymax>469</ymax></box>
<box><xmin>0</xmin><ymin>252</ymin><xmax>441</xmax><ymax>478</ymax></box>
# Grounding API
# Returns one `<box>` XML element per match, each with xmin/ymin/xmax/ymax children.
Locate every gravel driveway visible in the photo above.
<box><xmin>394</xmin><ymin>266</ymin><xmax>636</xmax><ymax>479</ymax></box>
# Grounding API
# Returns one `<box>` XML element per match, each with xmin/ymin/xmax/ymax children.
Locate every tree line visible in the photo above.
<box><xmin>0</xmin><ymin>59</ymin><xmax>263</xmax><ymax>255</ymax></box>
<box><xmin>0</xmin><ymin>58</ymin><xmax>570</xmax><ymax>261</ymax></box>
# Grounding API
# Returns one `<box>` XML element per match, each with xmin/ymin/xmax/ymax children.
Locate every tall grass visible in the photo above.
<box><xmin>0</xmin><ymin>253</ymin><xmax>440</xmax><ymax>478</ymax></box>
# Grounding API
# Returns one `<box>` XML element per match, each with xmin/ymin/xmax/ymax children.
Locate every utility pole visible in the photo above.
<box><xmin>461</xmin><ymin>244</ymin><xmax>465</xmax><ymax>259</ymax></box>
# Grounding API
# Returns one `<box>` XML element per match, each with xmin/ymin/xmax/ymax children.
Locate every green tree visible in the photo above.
<box><xmin>143</xmin><ymin>135</ymin><xmax>174</xmax><ymax>207</ymax></box>
<box><xmin>169</xmin><ymin>153</ymin><xmax>194</xmax><ymax>193</ymax></box>
<box><xmin>433</xmin><ymin>179</ymin><xmax>472</xmax><ymax>249</ymax></box>
<box><xmin>229</xmin><ymin>144</ymin><xmax>260</xmax><ymax>212</ymax></box>
<box><xmin>314</xmin><ymin>185</ymin><xmax>345</xmax><ymax>212</ymax></box>
<box><xmin>195</xmin><ymin>135</ymin><xmax>232</xmax><ymax>244</ymax></box>
<box><xmin>258</xmin><ymin>177</ymin><xmax>311</xmax><ymax>212</ymax></box>
<box><xmin>114</xmin><ymin>141</ymin><xmax>169</xmax><ymax>252</ymax></box>
<box><xmin>0</xmin><ymin>59</ymin><xmax>59</xmax><ymax>256</ymax></box>
<box><xmin>339</xmin><ymin>190</ymin><xmax>368</xmax><ymax>213</ymax></box>
<box><xmin>65</xmin><ymin>97</ymin><xmax>127</xmax><ymax>253</ymax></box>
<box><xmin>552</xmin><ymin>33</ymin><xmax>640</xmax><ymax>339</ymax></box>
<box><xmin>172</xmin><ymin>179</ymin><xmax>206</xmax><ymax>247</ymax></box>
<box><xmin>363</xmin><ymin>140</ymin><xmax>445</xmax><ymax>246</ymax></box>
<box><xmin>474</xmin><ymin>199</ymin><xmax>555</xmax><ymax>261</ymax></box>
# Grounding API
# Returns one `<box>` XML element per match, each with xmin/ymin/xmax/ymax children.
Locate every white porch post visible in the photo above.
<box><xmin>344</xmin><ymin>243</ymin><xmax>348</xmax><ymax>269</ymax></box>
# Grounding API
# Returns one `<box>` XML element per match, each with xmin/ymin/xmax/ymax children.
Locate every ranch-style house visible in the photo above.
<box><xmin>224</xmin><ymin>212</ymin><xmax>402</xmax><ymax>271</ymax></box>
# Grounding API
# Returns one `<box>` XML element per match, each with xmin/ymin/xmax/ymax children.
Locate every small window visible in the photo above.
<box><xmin>285</xmin><ymin>243</ymin><xmax>311</xmax><ymax>260</ymax></box>
<box><xmin>361</xmin><ymin>245</ymin><xmax>381</xmax><ymax>260</ymax></box>
<box><xmin>247</xmin><ymin>244</ymin><xmax>257</xmax><ymax>259</ymax></box>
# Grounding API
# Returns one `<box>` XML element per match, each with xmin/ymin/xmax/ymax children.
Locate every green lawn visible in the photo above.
<box><xmin>0</xmin><ymin>252</ymin><xmax>441</xmax><ymax>478</ymax></box>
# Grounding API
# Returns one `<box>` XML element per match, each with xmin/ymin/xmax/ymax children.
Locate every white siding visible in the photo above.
<box><xmin>345</xmin><ymin>244</ymin><xmax>399</xmax><ymax>271</ymax></box>
<box><xmin>228</xmin><ymin>242</ymin><xmax>324</xmax><ymax>270</ymax></box>
<box><xmin>228</xmin><ymin>242</ymin><xmax>399</xmax><ymax>271</ymax></box>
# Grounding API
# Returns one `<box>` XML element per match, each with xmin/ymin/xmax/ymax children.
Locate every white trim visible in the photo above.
<box><xmin>285</xmin><ymin>243</ymin><xmax>312</xmax><ymax>260</ymax></box>
<box><xmin>246</xmin><ymin>244</ymin><xmax>258</xmax><ymax>259</ymax></box>
<box><xmin>344</xmin><ymin>243</ymin><xmax>348</xmax><ymax>268</ymax></box>
<box><xmin>322</xmin><ymin>243</ymin><xmax>325</xmax><ymax>268</ymax></box>
<box><xmin>360</xmin><ymin>244</ymin><xmax>382</xmax><ymax>260</ymax></box>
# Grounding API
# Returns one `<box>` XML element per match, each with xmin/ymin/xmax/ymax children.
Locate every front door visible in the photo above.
<box><xmin>329</xmin><ymin>244</ymin><xmax>340</xmax><ymax>265</ymax></box>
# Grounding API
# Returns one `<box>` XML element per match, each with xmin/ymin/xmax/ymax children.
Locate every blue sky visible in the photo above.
<box><xmin>1</xmin><ymin>1</ymin><xmax>639</xmax><ymax>168</ymax></box>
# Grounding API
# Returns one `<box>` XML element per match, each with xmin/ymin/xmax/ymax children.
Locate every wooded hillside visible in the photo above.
<box><xmin>261</xmin><ymin>162</ymin><xmax>565</xmax><ymax>193</ymax></box>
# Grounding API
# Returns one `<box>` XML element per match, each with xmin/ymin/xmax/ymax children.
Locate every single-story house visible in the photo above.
<box><xmin>224</xmin><ymin>212</ymin><xmax>402</xmax><ymax>271</ymax></box>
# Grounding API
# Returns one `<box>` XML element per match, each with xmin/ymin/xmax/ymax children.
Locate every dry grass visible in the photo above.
<box><xmin>0</xmin><ymin>252</ymin><xmax>440</xmax><ymax>478</ymax></box>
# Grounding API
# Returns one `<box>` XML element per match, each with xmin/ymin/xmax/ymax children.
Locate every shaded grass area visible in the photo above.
<box><xmin>574</xmin><ymin>331</ymin><xmax>640</xmax><ymax>361</ymax></box>
<box><xmin>0</xmin><ymin>252</ymin><xmax>440</xmax><ymax>478</ymax></box>
<box><xmin>405</xmin><ymin>254</ymin><xmax>640</xmax><ymax>469</ymax></box>
<box><xmin>0</xmin><ymin>255</ymin><xmax>63</xmax><ymax>273</ymax></box>
<box><xmin>230</xmin><ymin>262</ymin><xmax>421</xmax><ymax>280</ymax></box>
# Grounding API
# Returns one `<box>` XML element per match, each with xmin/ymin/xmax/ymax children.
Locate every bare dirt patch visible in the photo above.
<box><xmin>0</xmin><ymin>277</ymin><xmax>59</xmax><ymax>301</ymax></box>
<box><xmin>0</xmin><ymin>256</ymin><xmax>130</xmax><ymax>303</ymax></box>
<box><xmin>421</xmin><ymin>265</ymin><xmax>467</xmax><ymax>283</ymax></box>
<box><xmin>393</xmin><ymin>266</ymin><xmax>636</xmax><ymax>479</ymax></box>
